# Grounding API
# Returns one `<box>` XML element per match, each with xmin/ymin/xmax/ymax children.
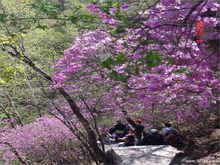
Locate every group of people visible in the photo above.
<box><xmin>100</xmin><ymin>119</ymin><xmax>182</xmax><ymax>147</ymax></box>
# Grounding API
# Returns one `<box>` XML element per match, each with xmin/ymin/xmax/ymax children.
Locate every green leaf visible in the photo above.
<box><xmin>134</xmin><ymin>67</ymin><xmax>140</xmax><ymax>75</ymax></box>
<box><xmin>144</xmin><ymin>51</ymin><xmax>163</xmax><ymax>67</ymax></box>
<box><xmin>100</xmin><ymin>6</ymin><xmax>110</xmax><ymax>14</ymax></box>
<box><xmin>110</xmin><ymin>70</ymin><xmax>127</xmax><ymax>83</ymax></box>
<box><xmin>36</xmin><ymin>24</ymin><xmax>48</xmax><ymax>30</ymax></box>
<box><xmin>79</xmin><ymin>13</ymin><xmax>96</xmax><ymax>21</ymax></box>
<box><xmin>0</xmin><ymin>113</ymin><xmax>7</xmax><ymax>118</ymax></box>
<box><xmin>101</xmin><ymin>52</ymin><xmax>126</xmax><ymax>69</ymax></box>
<box><xmin>0</xmin><ymin>13</ymin><xmax>5</xmax><ymax>22</ymax></box>
<box><xmin>38</xmin><ymin>2</ymin><xmax>58</xmax><ymax>18</ymax></box>
<box><xmin>101</xmin><ymin>57</ymin><xmax>114</xmax><ymax>69</ymax></box>
<box><xmin>112</xmin><ymin>1</ymin><xmax>120</xmax><ymax>8</ymax></box>
<box><xmin>115</xmin><ymin>25</ymin><xmax>126</xmax><ymax>34</ymax></box>
<box><xmin>173</xmin><ymin>67</ymin><xmax>188</xmax><ymax>74</ymax></box>
<box><xmin>125</xmin><ymin>65</ymin><xmax>140</xmax><ymax>75</ymax></box>
<box><xmin>167</xmin><ymin>57</ymin><xmax>174</xmax><ymax>64</ymax></box>
<box><xmin>115</xmin><ymin>52</ymin><xmax>126</xmax><ymax>64</ymax></box>
<box><xmin>69</xmin><ymin>15</ymin><xmax>78</xmax><ymax>23</ymax></box>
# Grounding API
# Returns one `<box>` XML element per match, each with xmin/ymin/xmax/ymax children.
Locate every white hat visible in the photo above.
<box><xmin>150</xmin><ymin>129</ymin><xmax>158</xmax><ymax>133</ymax></box>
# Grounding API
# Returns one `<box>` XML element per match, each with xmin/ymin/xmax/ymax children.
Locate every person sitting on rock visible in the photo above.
<box><xmin>109</xmin><ymin>125</ymin><xmax>115</xmax><ymax>135</ymax></box>
<box><xmin>160</xmin><ymin>123</ymin><xmax>182</xmax><ymax>146</ymax></box>
<box><xmin>124</xmin><ymin>133</ymin><xmax>135</xmax><ymax>146</ymax></box>
<box><xmin>134</xmin><ymin>119</ymin><xmax>145</xmax><ymax>145</ymax></box>
<box><xmin>141</xmin><ymin>129</ymin><xmax>164</xmax><ymax>145</ymax></box>
<box><xmin>118</xmin><ymin>133</ymin><xmax>135</xmax><ymax>147</ymax></box>
<box><xmin>111</xmin><ymin>120</ymin><xmax>127</xmax><ymax>139</ymax></box>
<box><xmin>125</xmin><ymin>123</ymin><xmax>134</xmax><ymax>134</ymax></box>
<box><xmin>160</xmin><ymin>123</ymin><xmax>180</xmax><ymax>137</ymax></box>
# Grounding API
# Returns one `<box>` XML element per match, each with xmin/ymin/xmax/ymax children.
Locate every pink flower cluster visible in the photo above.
<box><xmin>53</xmin><ymin>0</ymin><xmax>219</xmax><ymax>122</ymax></box>
<box><xmin>0</xmin><ymin>116</ymin><xmax>75</xmax><ymax>164</ymax></box>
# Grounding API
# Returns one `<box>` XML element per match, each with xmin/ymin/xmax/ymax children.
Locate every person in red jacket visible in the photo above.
<box><xmin>195</xmin><ymin>18</ymin><xmax>204</xmax><ymax>43</ymax></box>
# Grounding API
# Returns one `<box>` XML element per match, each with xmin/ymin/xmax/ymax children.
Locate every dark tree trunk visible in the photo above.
<box><xmin>3</xmin><ymin>46</ymin><xmax>107</xmax><ymax>163</ymax></box>
<box><xmin>58</xmin><ymin>88</ymin><xmax>107</xmax><ymax>161</ymax></box>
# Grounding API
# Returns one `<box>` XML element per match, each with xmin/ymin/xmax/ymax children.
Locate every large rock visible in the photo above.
<box><xmin>198</xmin><ymin>152</ymin><xmax>220</xmax><ymax>165</ymax></box>
<box><xmin>105</xmin><ymin>149</ymin><xmax>123</xmax><ymax>164</ymax></box>
<box><xmin>105</xmin><ymin>145</ymin><xmax>181</xmax><ymax>165</ymax></box>
<box><xmin>210</xmin><ymin>129</ymin><xmax>220</xmax><ymax>140</ymax></box>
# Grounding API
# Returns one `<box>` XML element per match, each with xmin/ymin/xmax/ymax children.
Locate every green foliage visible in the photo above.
<box><xmin>110</xmin><ymin>70</ymin><xmax>128</xmax><ymax>83</ymax></box>
<box><xmin>101</xmin><ymin>52</ymin><xmax>128</xmax><ymax>83</ymax></box>
<box><xmin>69</xmin><ymin>15</ymin><xmax>78</xmax><ymax>23</ymax></box>
<box><xmin>0</xmin><ymin>13</ymin><xmax>5</xmax><ymax>22</ymax></box>
<box><xmin>101</xmin><ymin>51</ymin><xmax>162</xmax><ymax>80</ymax></box>
<box><xmin>125</xmin><ymin>65</ymin><xmax>140</xmax><ymax>75</ymax></box>
<box><xmin>167</xmin><ymin>57</ymin><xmax>175</xmax><ymax>64</ymax></box>
<box><xmin>101</xmin><ymin>52</ymin><xmax>126</xmax><ymax>69</ymax></box>
<box><xmin>19</xmin><ymin>109</ymin><xmax>40</xmax><ymax>124</ymax></box>
<box><xmin>115</xmin><ymin>52</ymin><xmax>126</xmax><ymax>64</ymax></box>
<box><xmin>101</xmin><ymin>57</ymin><xmax>114</xmax><ymax>69</ymax></box>
<box><xmin>35</xmin><ymin>1</ymin><xmax>59</xmax><ymax>18</ymax></box>
<box><xmin>173</xmin><ymin>67</ymin><xmax>188</xmax><ymax>74</ymax></box>
<box><xmin>111</xmin><ymin>25</ymin><xmax>126</xmax><ymax>34</ymax></box>
<box><xmin>0</xmin><ymin>33</ymin><xmax>23</xmax><ymax>45</ymax></box>
<box><xmin>141</xmin><ymin>51</ymin><xmax>163</xmax><ymax>68</ymax></box>
<box><xmin>0</xmin><ymin>53</ymin><xmax>25</xmax><ymax>85</ymax></box>
<box><xmin>0</xmin><ymin>0</ymin><xmax>87</xmax><ymax>126</ymax></box>
<box><xmin>98</xmin><ymin>0</ymin><xmax>120</xmax><ymax>14</ymax></box>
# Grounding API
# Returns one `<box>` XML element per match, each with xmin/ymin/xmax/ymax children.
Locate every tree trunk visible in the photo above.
<box><xmin>58</xmin><ymin>88</ymin><xmax>107</xmax><ymax>161</ymax></box>
<box><xmin>126</xmin><ymin>116</ymin><xmax>137</xmax><ymax>129</ymax></box>
<box><xmin>4</xmin><ymin>47</ymin><xmax>107</xmax><ymax>163</ymax></box>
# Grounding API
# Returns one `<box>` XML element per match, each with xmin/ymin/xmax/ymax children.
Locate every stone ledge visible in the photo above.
<box><xmin>105</xmin><ymin>145</ymin><xmax>181</xmax><ymax>165</ymax></box>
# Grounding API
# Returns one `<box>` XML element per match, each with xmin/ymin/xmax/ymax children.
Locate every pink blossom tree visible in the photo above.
<box><xmin>1</xmin><ymin>0</ymin><xmax>219</xmax><ymax>164</ymax></box>
<box><xmin>53</xmin><ymin>0</ymin><xmax>219</xmax><ymax>123</ymax></box>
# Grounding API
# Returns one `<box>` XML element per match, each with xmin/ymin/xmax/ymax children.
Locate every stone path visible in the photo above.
<box><xmin>105</xmin><ymin>145</ymin><xmax>182</xmax><ymax>165</ymax></box>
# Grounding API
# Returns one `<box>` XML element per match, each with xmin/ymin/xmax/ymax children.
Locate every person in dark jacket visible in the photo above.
<box><xmin>141</xmin><ymin>129</ymin><xmax>164</xmax><ymax>145</ymax></box>
<box><xmin>134</xmin><ymin>119</ymin><xmax>145</xmax><ymax>145</ymax></box>
<box><xmin>112</xmin><ymin>120</ymin><xmax>127</xmax><ymax>139</ymax></box>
